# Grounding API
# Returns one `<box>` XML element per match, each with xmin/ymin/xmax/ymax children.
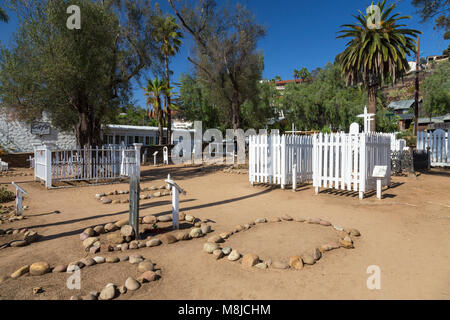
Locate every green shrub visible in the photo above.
<box><xmin>0</xmin><ymin>186</ymin><xmax>15</xmax><ymax>203</ymax></box>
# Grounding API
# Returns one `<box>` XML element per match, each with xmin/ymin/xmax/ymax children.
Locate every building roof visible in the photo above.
<box><xmin>275</xmin><ymin>79</ymin><xmax>307</xmax><ymax>86</ymax></box>
<box><xmin>388</xmin><ymin>99</ymin><xmax>422</xmax><ymax>111</ymax></box>
<box><xmin>397</xmin><ymin>113</ymin><xmax>414</xmax><ymax>120</ymax></box>
<box><xmin>104</xmin><ymin>124</ymin><xmax>195</xmax><ymax>132</ymax></box>
<box><xmin>417</xmin><ymin>113</ymin><xmax>450</xmax><ymax>124</ymax></box>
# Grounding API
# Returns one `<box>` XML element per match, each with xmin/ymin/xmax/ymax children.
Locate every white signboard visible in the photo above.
<box><xmin>372</xmin><ymin>165</ymin><xmax>387</xmax><ymax>178</ymax></box>
<box><xmin>31</xmin><ymin>122</ymin><xmax>51</xmax><ymax>135</ymax></box>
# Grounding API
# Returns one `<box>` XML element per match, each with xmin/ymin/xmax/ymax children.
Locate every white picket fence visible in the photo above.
<box><xmin>312</xmin><ymin>132</ymin><xmax>391</xmax><ymax>199</ymax></box>
<box><xmin>0</xmin><ymin>158</ymin><xmax>8</xmax><ymax>171</ymax></box>
<box><xmin>416</xmin><ymin>129</ymin><xmax>450</xmax><ymax>167</ymax></box>
<box><xmin>34</xmin><ymin>143</ymin><xmax>141</xmax><ymax>188</ymax></box>
<box><xmin>249</xmin><ymin>134</ymin><xmax>313</xmax><ymax>188</ymax></box>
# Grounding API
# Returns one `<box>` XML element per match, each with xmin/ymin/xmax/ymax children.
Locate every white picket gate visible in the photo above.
<box><xmin>312</xmin><ymin>132</ymin><xmax>391</xmax><ymax>199</ymax></box>
<box><xmin>249</xmin><ymin>134</ymin><xmax>312</xmax><ymax>188</ymax></box>
<box><xmin>416</xmin><ymin>129</ymin><xmax>450</xmax><ymax>167</ymax></box>
<box><xmin>34</xmin><ymin>143</ymin><xmax>141</xmax><ymax>188</ymax></box>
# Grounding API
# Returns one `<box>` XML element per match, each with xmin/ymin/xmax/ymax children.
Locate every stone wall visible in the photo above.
<box><xmin>0</xmin><ymin>113</ymin><xmax>77</xmax><ymax>153</ymax></box>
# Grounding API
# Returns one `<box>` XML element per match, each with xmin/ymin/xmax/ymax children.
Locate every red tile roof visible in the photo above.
<box><xmin>275</xmin><ymin>79</ymin><xmax>307</xmax><ymax>85</ymax></box>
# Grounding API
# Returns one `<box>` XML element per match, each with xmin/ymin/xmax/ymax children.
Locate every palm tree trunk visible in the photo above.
<box><xmin>368</xmin><ymin>85</ymin><xmax>377</xmax><ymax>132</ymax></box>
<box><xmin>157</xmin><ymin>97</ymin><xmax>164</xmax><ymax>145</ymax></box>
<box><xmin>164</xmin><ymin>55</ymin><xmax>172</xmax><ymax>145</ymax></box>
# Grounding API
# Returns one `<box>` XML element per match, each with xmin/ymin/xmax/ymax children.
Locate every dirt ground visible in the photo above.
<box><xmin>0</xmin><ymin>164</ymin><xmax>449</xmax><ymax>300</ymax></box>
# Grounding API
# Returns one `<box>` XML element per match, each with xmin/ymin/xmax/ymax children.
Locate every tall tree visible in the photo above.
<box><xmin>0</xmin><ymin>6</ymin><xmax>9</xmax><ymax>22</ymax></box>
<box><xmin>422</xmin><ymin>60</ymin><xmax>450</xmax><ymax>118</ymax></box>
<box><xmin>153</xmin><ymin>14</ymin><xmax>183</xmax><ymax>145</ymax></box>
<box><xmin>337</xmin><ymin>0</ymin><xmax>420</xmax><ymax>131</ymax></box>
<box><xmin>411</xmin><ymin>0</ymin><xmax>450</xmax><ymax>39</ymax></box>
<box><xmin>298</xmin><ymin>67</ymin><xmax>311</xmax><ymax>80</ymax></box>
<box><xmin>293</xmin><ymin>69</ymin><xmax>300</xmax><ymax>80</ymax></box>
<box><xmin>143</xmin><ymin>77</ymin><xmax>166</xmax><ymax>145</ymax></box>
<box><xmin>169</xmin><ymin>0</ymin><xmax>266</xmax><ymax>129</ymax></box>
<box><xmin>0</xmin><ymin>0</ymin><xmax>159</xmax><ymax>146</ymax></box>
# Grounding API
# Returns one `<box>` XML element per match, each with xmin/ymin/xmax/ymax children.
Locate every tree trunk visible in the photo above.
<box><xmin>75</xmin><ymin>108</ymin><xmax>102</xmax><ymax>147</ymax></box>
<box><xmin>368</xmin><ymin>85</ymin><xmax>377</xmax><ymax>132</ymax></box>
<box><xmin>165</xmin><ymin>55</ymin><xmax>172</xmax><ymax>145</ymax></box>
<box><xmin>157</xmin><ymin>97</ymin><xmax>164</xmax><ymax>145</ymax></box>
<box><xmin>231</xmin><ymin>90</ymin><xmax>241</xmax><ymax>130</ymax></box>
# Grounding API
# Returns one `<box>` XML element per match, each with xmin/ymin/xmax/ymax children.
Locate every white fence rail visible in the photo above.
<box><xmin>312</xmin><ymin>132</ymin><xmax>391</xmax><ymax>199</ymax></box>
<box><xmin>249</xmin><ymin>134</ymin><xmax>313</xmax><ymax>188</ymax></box>
<box><xmin>417</xmin><ymin>129</ymin><xmax>450</xmax><ymax>167</ymax></box>
<box><xmin>34</xmin><ymin>143</ymin><xmax>141</xmax><ymax>188</ymax></box>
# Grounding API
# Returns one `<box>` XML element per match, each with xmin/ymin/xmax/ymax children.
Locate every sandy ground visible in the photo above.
<box><xmin>0</xmin><ymin>164</ymin><xmax>449</xmax><ymax>300</ymax></box>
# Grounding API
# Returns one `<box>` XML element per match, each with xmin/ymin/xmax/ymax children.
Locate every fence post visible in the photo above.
<box><xmin>292</xmin><ymin>163</ymin><xmax>297</xmax><ymax>192</ymax></box>
<box><xmin>133</xmin><ymin>143</ymin><xmax>142</xmax><ymax>179</ymax></box>
<box><xmin>129</xmin><ymin>173</ymin><xmax>140</xmax><ymax>240</ymax></box>
<box><xmin>43</xmin><ymin>143</ymin><xmax>53</xmax><ymax>189</ymax></box>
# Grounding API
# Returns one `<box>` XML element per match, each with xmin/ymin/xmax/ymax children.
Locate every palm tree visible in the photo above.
<box><xmin>143</xmin><ymin>77</ymin><xmax>167</xmax><ymax>145</ymax></box>
<box><xmin>299</xmin><ymin>67</ymin><xmax>311</xmax><ymax>80</ymax></box>
<box><xmin>275</xmin><ymin>75</ymin><xmax>282</xmax><ymax>82</ymax></box>
<box><xmin>337</xmin><ymin>0</ymin><xmax>420</xmax><ymax>131</ymax></box>
<box><xmin>293</xmin><ymin>69</ymin><xmax>300</xmax><ymax>80</ymax></box>
<box><xmin>0</xmin><ymin>7</ymin><xmax>9</xmax><ymax>23</ymax></box>
<box><xmin>154</xmin><ymin>15</ymin><xmax>183</xmax><ymax>146</ymax></box>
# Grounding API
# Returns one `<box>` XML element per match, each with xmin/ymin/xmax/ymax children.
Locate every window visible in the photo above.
<box><xmin>127</xmin><ymin>136</ymin><xmax>133</xmax><ymax>145</ymax></box>
<box><xmin>145</xmin><ymin>136</ymin><xmax>150</xmax><ymax>145</ymax></box>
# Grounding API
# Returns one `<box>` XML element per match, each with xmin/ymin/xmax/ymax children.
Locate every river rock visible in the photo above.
<box><xmin>99</xmin><ymin>284</ymin><xmax>116</xmax><ymax>300</ymax></box>
<box><xmin>23</xmin><ymin>231</ymin><xmax>39</xmax><ymax>244</ymax></box>
<box><xmin>11</xmin><ymin>265</ymin><xmax>29</xmax><ymax>278</ymax></box>
<box><xmin>203</xmin><ymin>242</ymin><xmax>220</xmax><ymax>254</ymax></box>
<box><xmin>129</xmin><ymin>254</ymin><xmax>144</xmax><ymax>264</ymax></box>
<box><xmin>143</xmin><ymin>215</ymin><xmax>157</xmax><ymax>224</ymax></box>
<box><xmin>161</xmin><ymin>234</ymin><xmax>177</xmax><ymax>244</ymax></box>
<box><xmin>302</xmin><ymin>254</ymin><xmax>315</xmax><ymax>265</ymax></box>
<box><xmin>289</xmin><ymin>256</ymin><xmax>304</xmax><ymax>270</ymax></box>
<box><xmin>222</xmin><ymin>246</ymin><xmax>232</xmax><ymax>255</ymax></box>
<box><xmin>200</xmin><ymin>224</ymin><xmax>211</xmax><ymax>234</ymax></box>
<box><xmin>83</xmin><ymin>237</ymin><xmax>99</xmax><ymax>249</ymax></box>
<box><xmin>212</xmin><ymin>249</ymin><xmax>223</xmax><ymax>259</ymax></box>
<box><xmin>102</xmin><ymin>198</ymin><xmax>112</xmax><ymax>204</ymax></box>
<box><xmin>255</xmin><ymin>262</ymin><xmax>267</xmax><ymax>270</ymax></box>
<box><xmin>242</xmin><ymin>253</ymin><xmax>259</xmax><ymax>267</ymax></box>
<box><xmin>146</xmin><ymin>239</ymin><xmax>161</xmax><ymax>247</ymax></box>
<box><xmin>115</xmin><ymin>218</ymin><xmax>129</xmax><ymax>228</ymax></box>
<box><xmin>319</xmin><ymin>220</ymin><xmax>332</xmax><ymax>226</ymax></box>
<box><xmin>120</xmin><ymin>225</ymin><xmax>134</xmax><ymax>237</ymax></box>
<box><xmin>219</xmin><ymin>231</ymin><xmax>232</xmax><ymax>239</ymax></box>
<box><xmin>52</xmin><ymin>265</ymin><xmax>67</xmax><ymax>273</ymax></box>
<box><xmin>228</xmin><ymin>250</ymin><xmax>241</xmax><ymax>261</ymax></box>
<box><xmin>10</xmin><ymin>240</ymin><xmax>28</xmax><ymax>247</ymax></box>
<box><xmin>138</xmin><ymin>261</ymin><xmax>154</xmax><ymax>272</ymax></box>
<box><xmin>81</xmin><ymin>258</ymin><xmax>96</xmax><ymax>267</ymax></box>
<box><xmin>104</xmin><ymin>223</ymin><xmax>118</xmax><ymax>232</ymax></box>
<box><xmin>295</xmin><ymin>217</ymin><xmax>306</xmax><ymax>222</ymax></box>
<box><xmin>106</xmin><ymin>233</ymin><xmax>124</xmax><ymax>244</ymax></box>
<box><xmin>125</xmin><ymin>277</ymin><xmax>141</xmax><ymax>291</ymax></box>
<box><xmin>152</xmin><ymin>192</ymin><xmax>161</xmax><ymax>198</ymax></box>
<box><xmin>93</xmin><ymin>256</ymin><xmax>105</xmax><ymax>264</ymax></box>
<box><xmin>106</xmin><ymin>256</ymin><xmax>119</xmax><ymax>263</ymax></box>
<box><xmin>255</xmin><ymin>218</ymin><xmax>267</xmax><ymax>224</ymax></box>
<box><xmin>129</xmin><ymin>241</ymin><xmax>139</xmax><ymax>249</ymax></box>
<box><xmin>185</xmin><ymin>214</ymin><xmax>194</xmax><ymax>222</ymax></box>
<box><xmin>312</xmin><ymin>248</ymin><xmax>322</xmax><ymax>261</ymax></box>
<box><xmin>189</xmin><ymin>228</ymin><xmax>202</xmax><ymax>238</ymax></box>
<box><xmin>138</xmin><ymin>271</ymin><xmax>158</xmax><ymax>283</ymax></box>
<box><xmin>79</xmin><ymin>232</ymin><xmax>89</xmax><ymax>241</ymax></box>
<box><xmin>158</xmin><ymin>215</ymin><xmax>172</xmax><ymax>222</ymax></box>
<box><xmin>175</xmin><ymin>231</ymin><xmax>190</xmax><ymax>241</ymax></box>
<box><xmin>281</xmin><ymin>214</ymin><xmax>293</xmax><ymax>221</ymax></box>
<box><xmin>268</xmin><ymin>217</ymin><xmax>281</xmax><ymax>222</ymax></box>
<box><xmin>179</xmin><ymin>212</ymin><xmax>185</xmax><ymax>221</ymax></box>
<box><xmin>120</xmin><ymin>256</ymin><xmax>129</xmax><ymax>262</ymax></box>
<box><xmin>83</xmin><ymin>228</ymin><xmax>95</xmax><ymax>237</ymax></box>
<box><xmin>340</xmin><ymin>238</ymin><xmax>354</xmax><ymax>249</ymax></box>
<box><xmin>348</xmin><ymin>228</ymin><xmax>361</xmax><ymax>237</ymax></box>
<box><xmin>207</xmin><ymin>235</ymin><xmax>224</xmax><ymax>243</ymax></box>
<box><xmin>272</xmin><ymin>260</ymin><xmax>289</xmax><ymax>269</ymax></box>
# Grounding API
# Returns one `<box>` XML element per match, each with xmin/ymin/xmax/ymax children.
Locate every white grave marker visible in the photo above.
<box><xmin>11</xmin><ymin>182</ymin><xmax>27</xmax><ymax>216</ymax></box>
<box><xmin>372</xmin><ymin>165</ymin><xmax>387</xmax><ymax>200</ymax></box>
<box><xmin>164</xmin><ymin>178</ymin><xmax>186</xmax><ymax>230</ymax></box>
<box><xmin>153</xmin><ymin>151</ymin><xmax>158</xmax><ymax>166</ymax></box>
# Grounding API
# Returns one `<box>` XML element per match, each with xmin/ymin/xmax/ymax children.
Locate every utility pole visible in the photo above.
<box><xmin>414</xmin><ymin>36</ymin><xmax>420</xmax><ymax>136</ymax></box>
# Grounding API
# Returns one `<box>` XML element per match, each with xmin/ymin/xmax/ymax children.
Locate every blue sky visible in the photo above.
<box><xmin>1</xmin><ymin>0</ymin><xmax>448</xmax><ymax>108</ymax></box>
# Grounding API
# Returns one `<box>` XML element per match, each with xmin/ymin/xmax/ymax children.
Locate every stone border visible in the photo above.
<box><xmin>202</xmin><ymin>215</ymin><xmax>361</xmax><ymax>271</ymax></box>
<box><xmin>80</xmin><ymin>212</ymin><xmax>214</xmax><ymax>254</ymax></box>
<box><xmin>1</xmin><ymin>253</ymin><xmax>161</xmax><ymax>300</ymax></box>
<box><xmin>95</xmin><ymin>184</ymin><xmax>171</xmax><ymax>204</ymax></box>
<box><xmin>0</xmin><ymin>229</ymin><xmax>40</xmax><ymax>249</ymax></box>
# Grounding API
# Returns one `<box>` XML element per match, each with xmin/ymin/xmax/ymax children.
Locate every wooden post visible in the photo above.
<box><xmin>376</xmin><ymin>178</ymin><xmax>382</xmax><ymax>200</ymax></box>
<box><xmin>12</xmin><ymin>182</ymin><xmax>27</xmax><ymax>216</ymax></box>
<box><xmin>129</xmin><ymin>173</ymin><xmax>140</xmax><ymax>240</ymax></box>
<box><xmin>414</xmin><ymin>36</ymin><xmax>420</xmax><ymax>136</ymax></box>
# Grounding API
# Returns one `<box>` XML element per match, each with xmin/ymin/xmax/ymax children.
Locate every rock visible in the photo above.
<box><xmin>119</xmin><ymin>256</ymin><xmax>129</xmax><ymax>262</ymax></box>
<box><xmin>281</xmin><ymin>214</ymin><xmax>293</xmax><ymax>221</ymax></box>
<box><xmin>81</xmin><ymin>293</ymin><xmax>97</xmax><ymax>300</ymax></box>
<box><xmin>67</xmin><ymin>262</ymin><xmax>84</xmax><ymax>272</ymax></box>
<box><xmin>234</xmin><ymin>225</ymin><xmax>244</xmax><ymax>232</ymax></box>
<box><xmin>23</xmin><ymin>231</ymin><xmax>39</xmax><ymax>244</ymax></box>
<box><xmin>143</xmin><ymin>215</ymin><xmax>157</xmax><ymax>224</ymax></box>
<box><xmin>179</xmin><ymin>212</ymin><xmax>185</xmax><ymax>221</ymax></box>
<box><xmin>207</xmin><ymin>235</ymin><xmax>224</xmax><ymax>243</ymax></box>
<box><xmin>104</xmin><ymin>223</ymin><xmax>118</xmax><ymax>232</ymax></box>
<box><xmin>189</xmin><ymin>228</ymin><xmax>202</xmax><ymax>238</ymax></box>
<box><xmin>119</xmin><ymin>286</ymin><xmax>127</xmax><ymax>294</ymax></box>
<box><xmin>146</xmin><ymin>239</ymin><xmax>161</xmax><ymax>247</ymax></box>
<box><xmin>106</xmin><ymin>256</ymin><xmax>120</xmax><ymax>263</ymax></box>
<box><xmin>121</xmin><ymin>199</ymin><xmax>129</xmax><ymax>204</ymax></box>
<box><xmin>83</xmin><ymin>228</ymin><xmax>95</xmax><ymax>237</ymax></box>
<box><xmin>125</xmin><ymin>277</ymin><xmax>141</xmax><ymax>291</ymax></box>
<box><xmin>10</xmin><ymin>240</ymin><xmax>28</xmax><ymax>247</ymax></box>
<box><xmin>348</xmin><ymin>228</ymin><xmax>361</xmax><ymax>237</ymax></box>
<box><xmin>138</xmin><ymin>271</ymin><xmax>158</xmax><ymax>283</ymax></box>
<box><xmin>203</xmin><ymin>242</ymin><xmax>220</xmax><ymax>254</ymax></box>
<box><xmin>268</xmin><ymin>217</ymin><xmax>281</xmax><ymax>223</ymax></box>
<box><xmin>120</xmin><ymin>225</ymin><xmax>135</xmax><ymax>238</ymax></box>
<box><xmin>175</xmin><ymin>231</ymin><xmax>190</xmax><ymax>241</ymax></box>
<box><xmin>115</xmin><ymin>218</ymin><xmax>129</xmax><ymax>228</ymax></box>
<box><xmin>129</xmin><ymin>254</ymin><xmax>144</xmax><ymax>264</ymax></box>
<box><xmin>185</xmin><ymin>215</ymin><xmax>194</xmax><ymax>222</ymax></box>
<box><xmin>99</xmin><ymin>284</ymin><xmax>116</xmax><ymax>300</ymax></box>
<box><xmin>160</xmin><ymin>234</ymin><xmax>178</xmax><ymax>244</ymax></box>
<box><xmin>106</xmin><ymin>233</ymin><xmax>124</xmax><ymax>244</ymax></box>
<box><xmin>83</xmin><ymin>237</ymin><xmax>99</xmax><ymax>249</ymax></box>
<box><xmin>271</xmin><ymin>260</ymin><xmax>289</xmax><ymax>269</ymax></box>
<box><xmin>255</xmin><ymin>262</ymin><xmax>267</xmax><ymax>270</ymax></box>
<box><xmin>70</xmin><ymin>295</ymin><xmax>82</xmax><ymax>300</ymax></box>
<box><xmin>138</xmin><ymin>261</ymin><xmax>154</xmax><ymax>272</ymax></box>
<box><xmin>11</xmin><ymin>265</ymin><xmax>29</xmax><ymax>278</ymax></box>
<box><xmin>102</xmin><ymin>198</ymin><xmax>112</xmax><ymax>204</ymax></box>
<box><xmin>158</xmin><ymin>215</ymin><xmax>172</xmax><ymax>222</ymax></box>
<box><xmin>333</xmin><ymin>224</ymin><xmax>344</xmax><ymax>231</ymax></box>
<box><xmin>52</xmin><ymin>265</ymin><xmax>67</xmax><ymax>273</ymax></box>
<box><xmin>320</xmin><ymin>244</ymin><xmax>332</xmax><ymax>252</ymax></box>
<box><xmin>289</xmin><ymin>256</ymin><xmax>303</xmax><ymax>270</ymax></box>
<box><xmin>212</xmin><ymin>249</ymin><xmax>224</xmax><ymax>259</ymax></box>
<box><xmin>228</xmin><ymin>250</ymin><xmax>241</xmax><ymax>261</ymax></box>
<box><xmin>295</xmin><ymin>217</ymin><xmax>306</xmax><ymax>222</ymax></box>
<box><xmin>243</xmin><ymin>224</ymin><xmax>251</xmax><ymax>230</ymax></box>
<box><xmin>93</xmin><ymin>256</ymin><xmax>105</xmax><ymax>264</ymax></box>
<box><xmin>200</xmin><ymin>224</ymin><xmax>211</xmax><ymax>234</ymax></box>
<box><xmin>33</xmin><ymin>287</ymin><xmax>44</xmax><ymax>294</ymax></box>
<box><xmin>152</xmin><ymin>192</ymin><xmax>161</xmax><ymax>198</ymax></box>
<box><xmin>340</xmin><ymin>238</ymin><xmax>354</xmax><ymax>249</ymax></box>
<box><xmin>95</xmin><ymin>193</ymin><xmax>106</xmax><ymax>199</ymax></box>
<box><xmin>222</xmin><ymin>247</ymin><xmax>232</xmax><ymax>255</ymax></box>
<box><xmin>242</xmin><ymin>254</ymin><xmax>259</xmax><ymax>267</ymax></box>
<box><xmin>194</xmin><ymin>222</ymin><xmax>202</xmax><ymax>227</ymax></box>
<box><xmin>302</xmin><ymin>254</ymin><xmax>315</xmax><ymax>265</ymax></box>
<box><xmin>90</xmin><ymin>246</ymin><xmax>100</xmax><ymax>254</ymax></box>
<box><xmin>112</xmin><ymin>200</ymin><xmax>120</xmax><ymax>204</ymax></box>
<box><xmin>312</xmin><ymin>248</ymin><xmax>322</xmax><ymax>261</ymax></box>
<box><xmin>129</xmin><ymin>241</ymin><xmax>138</xmax><ymax>249</ymax></box>
<box><xmin>255</xmin><ymin>218</ymin><xmax>267</xmax><ymax>224</ymax></box>
<box><xmin>219</xmin><ymin>232</ymin><xmax>232</xmax><ymax>239</ymax></box>
<box><xmin>138</xmin><ymin>241</ymin><xmax>146</xmax><ymax>248</ymax></box>
<box><xmin>319</xmin><ymin>220</ymin><xmax>332</xmax><ymax>226</ymax></box>
<box><xmin>307</xmin><ymin>218</ymin><xmax>321</xmax><ymax>224</ymax></box>
<box><xmin>81</xmin><ymin>258</ymin><xmax>96</xmax><ymax>267</ymax></box>
<box><xmin>29</xmin><ymin>262</ymin><xmax>50</xmax><ymax>276</ymax></box>
<box><xmin>79</xmin><ymin>233</ymin><xmax>89</xmax><ymax>241</ymax></box>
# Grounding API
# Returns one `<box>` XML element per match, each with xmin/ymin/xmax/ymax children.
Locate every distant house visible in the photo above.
<box><xmin>417</xmin><ymin>114</ymin><xmax>450</xmax><ymax>131</ymax></box>
<box><xmin>387</xmin><ymin>99</ymin><xmax>422</xmax><ymax>130</ymax></box>
<box><xmin>274</xmin><ymin>79</ymin><xmax>307</xmax><ymax>91</ymax></box>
